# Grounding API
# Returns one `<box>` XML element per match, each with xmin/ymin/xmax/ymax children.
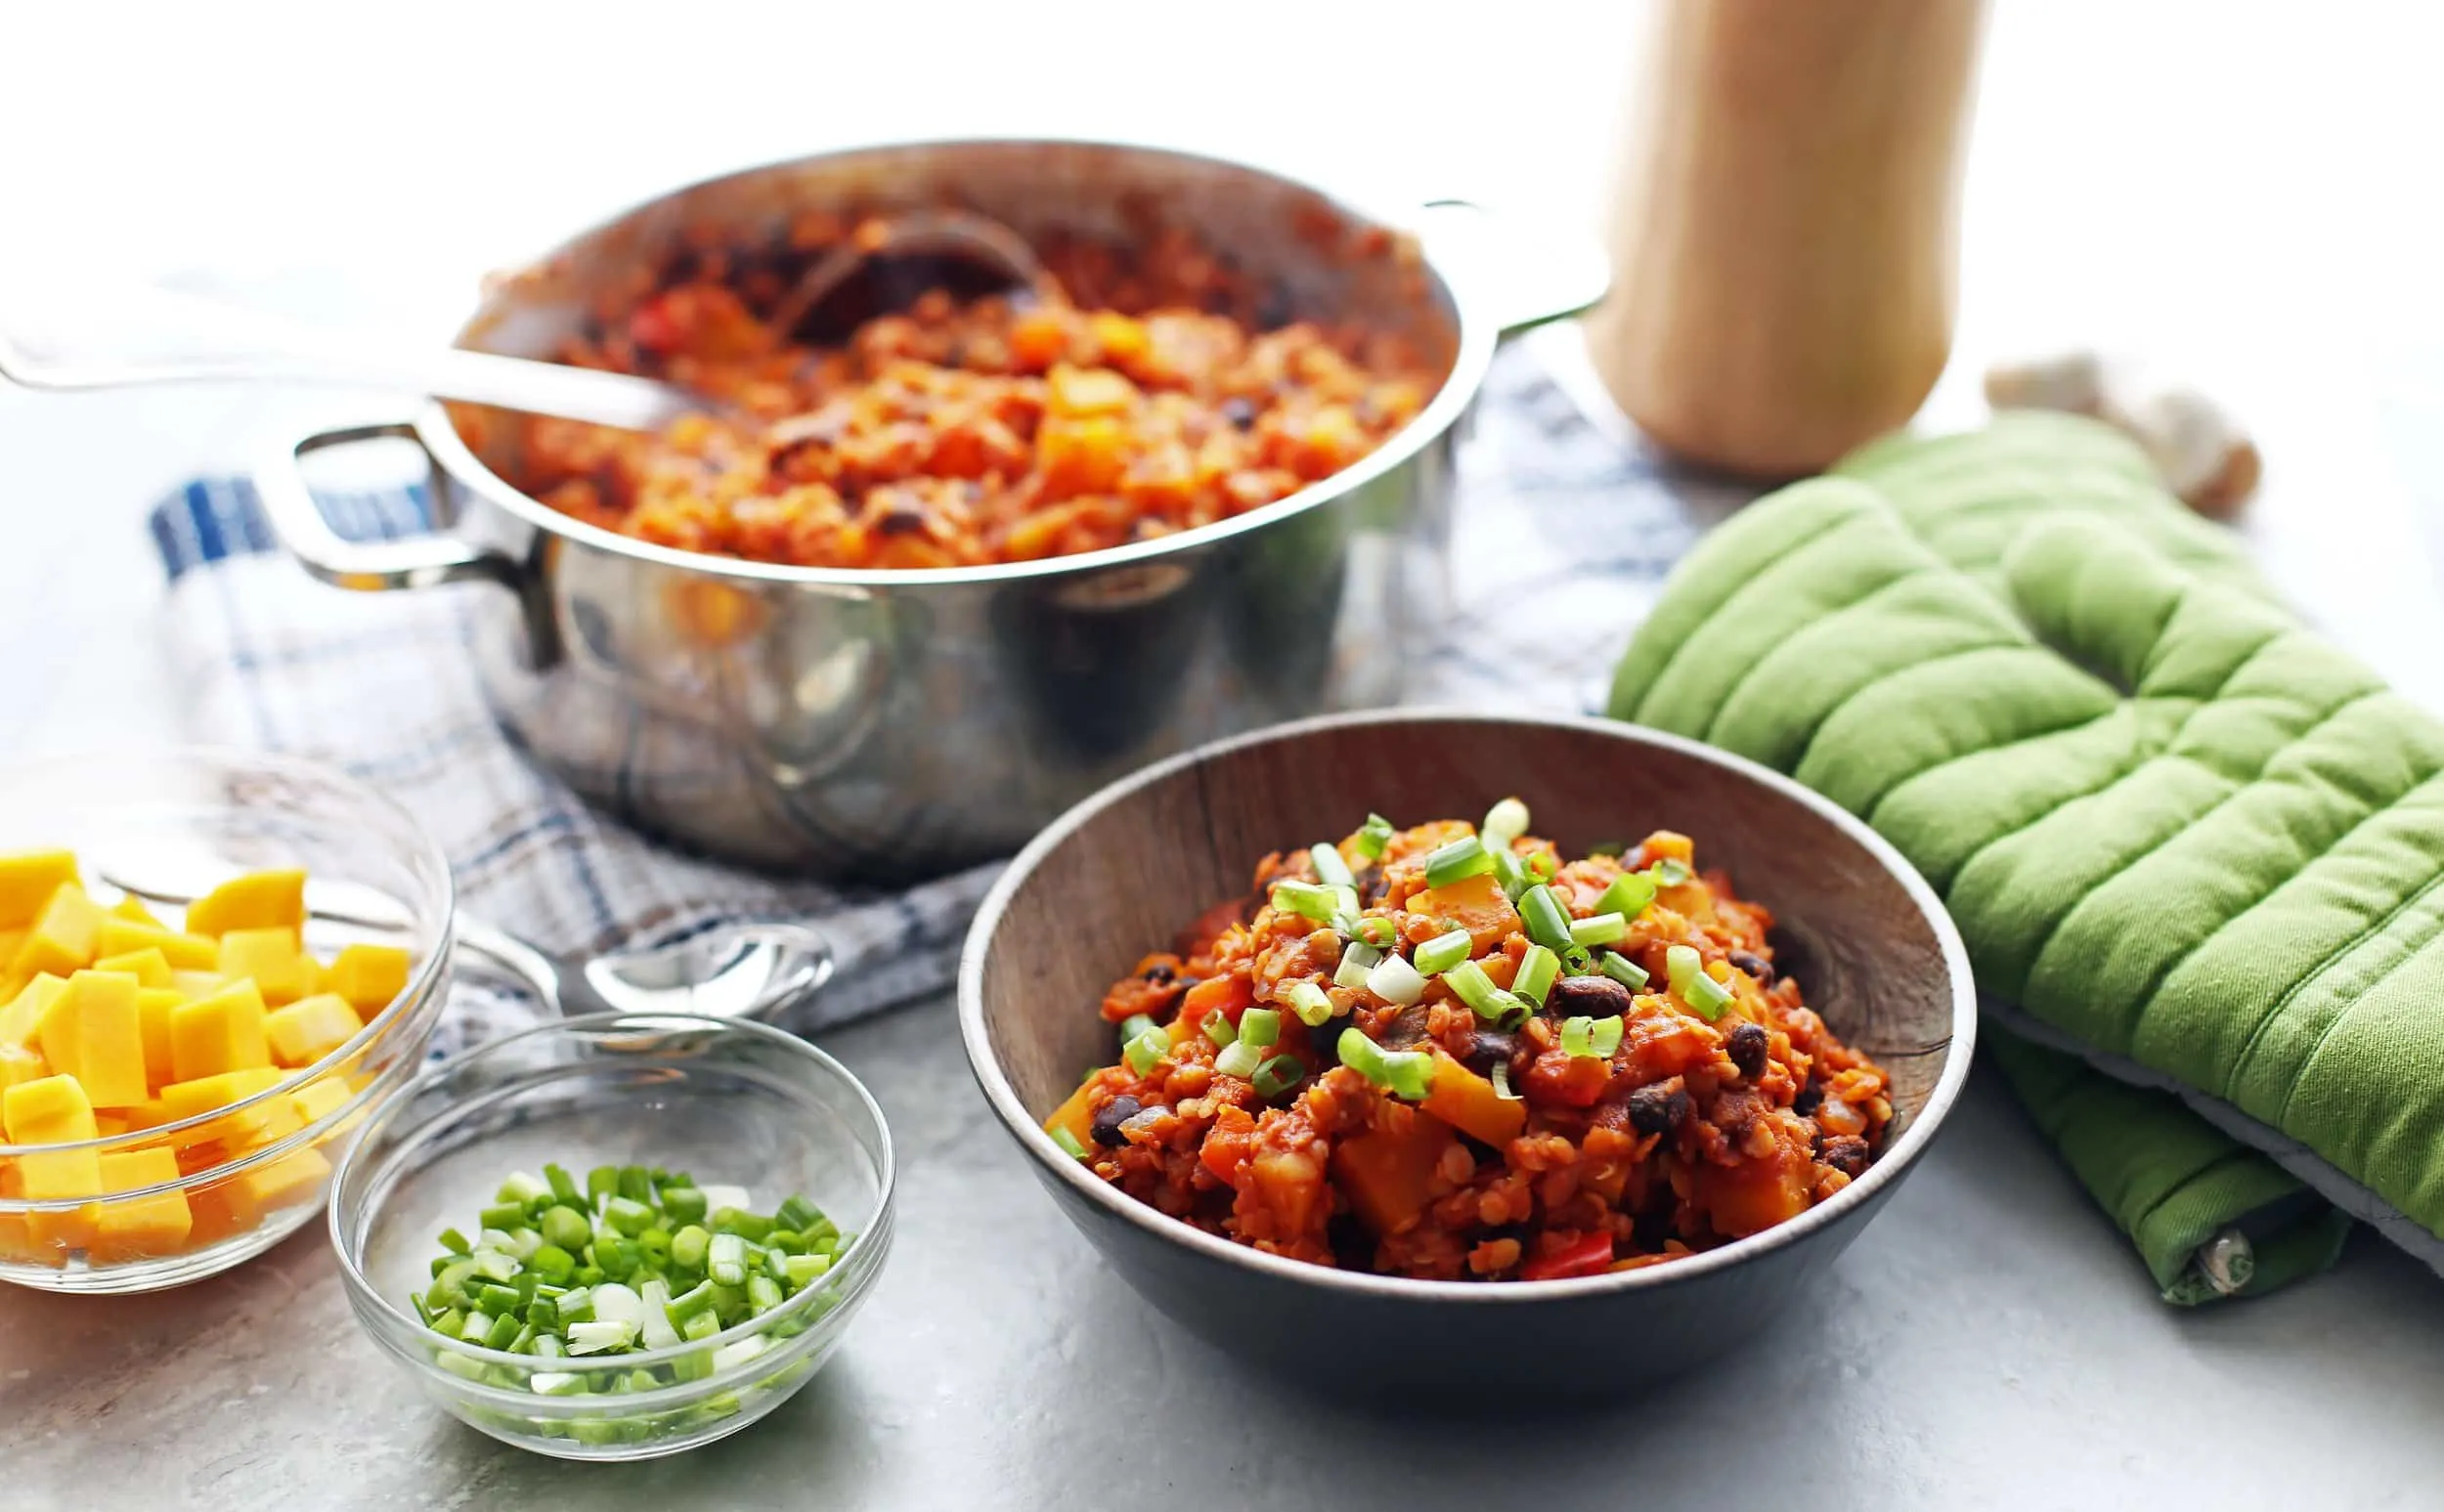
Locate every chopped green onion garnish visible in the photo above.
<box><xmin>565</xmin><ymin>1319</ymin><xmax>635</xmax><ymax>1355</ymax></box>
<box><xmin>1443</xmin><ymin>960</ymin><xmax>1528</xmax><ymax>1023</ymax></box>
<box><xmin>1654</xmin><ymin>858</ymin><xmax>1692</xmax><ymax>886</ymax></box>
<box><xmin>1334</xmin><ymin>941</ymin><xmax>1383</xmax><ymax>990</ymax></box>
<box><xmin>1050</xmin><ymin>1125</ymin><xmax>1089</xmax><ymax>1158</ymax></box>
<box><xmin>1558</xmin><ymin>1015</ymin><xmax>1622</xmax><ymax>1058</ymax></box>
<box><xmin>1514</xmin><ymin>944</ymin><xmax>1560</xmax><ymax>1007</ymax></box>
<box><xmin>1480</xmin><ymin>797</ymin><xmax>1530</xmax><ymax>852</ymax></box>
<box><xmin>1335</xmin><ymin>1027</ymin><xmax>1435</xmax><ymax>1101</ymax></box>
<box><xmin>437</xmin><ymin>1227</ymin><xmax>470</xmax><ymax>1256</ymax></box>
<box><xmin>1599</xmin><ymin>952</ymin><xmax>1650</xmax><ymax>990</ymax></box>
<box><xmin>1412</xmin><ymin>929</ymin><xmax>1473</xmax><ymax>976</ymax></box>
<box><xmin>1213</xmin><ymin>1039</ymin><xmax>1264</xmax><ymax>1080</ymax></box>
<box><xmin>1270</xmin><ymin>879</ymin><xmax>1340</xmax><ymax>924</ymax></box>
<box><xmin>1422</xmin><ymin>835</ymin><xmax>1496</xmax><ymax>889</ymax></box>
<box><xmin>544</xmin><ymin>1163</ymin><xmax>582</xmax><ymax>1206</ymax></box>
<box><xmin>1251</xmin><ymin>1055</ymin><xmax>1306</xmax><ymax>1100</ymax></box>
<box><xmin>540</xmin><ymin>1204</ymin><xmax>591</xmax><ymax>1253</ymax></box>
<box><xmin>707</xmin><ymin>1231</ymin><xmax>748</xmax><ymax>1287</ymax></box>
<box><xmin>1202</xmin><ymin>1008</ymin><xmax>1238</xmax><ymax>1047</ymax></box>
<box><xmin>1366</xmin><ymin>953</ymin><xmax>1426</xmax><ymax>1005</ymax></box>
<box><xmin>1239</xmin><ymin>1007</ymin><xmax>1282</xmax><ymax>1049</ymax></box>
<box><xmin>497</xmin><ymin>1170</ymin><xmax>548</xmax><ymax>1205</ymax></box>
<box><xmin>1595</xmin><ymin>870</ymin><xmax>1658</xmax><ymax>921</ymax></box>
<box><xmin>1518</xmin><ymin>885</ymin><xmax>1576</xmax><ymax>955</ymax></box>
<box><xmin>1490</xmin><ymin>1061</ymin><xmax>1520</xmax><ymax>1102</ymax></box>
<box><xmin>1569</xmin><ymin>912</ymin><xmax>1629</xmax><ymax>947</ymax></box>
<box><xmin>1282</xmin><ymin>980</ymin><xmax>1336</xmax><ymax>1027</ymax></box>
<box><xmin>1685</xmin><ymin>971</ymin><xmax>1734</xmax><ymax>1021</ymax></box>
<box><xmin>1354</xmin><ymin>812</ymin><xmax>1395</xmax><ymax>861</ymax></box>
<box><xmin>478</xmin><ymin>1200</ymin><xmax>526</xmax><ymax>1232</ymax></box>
<box><xmin>601</xmin><ymin>1196</ymin><xmax>654</xmax><ymax>1236</ymax></box>
<box><xmin>1117</xmin><ymin>1013</ymin><xmax>1159</xmax><ymax>1046</ymax></box>
<box><xmin>1667</xmin><ymin>943</ymin><xmax>1703</xmax><ymax>997</ymax></box>
<box><xmin>1124</xmin><ymin>1026</ymin><xmax>1169</xmax><ymax>1075</ymax></box>
<box><xmin>1309</xmin><ymin>842</ymin><xmax>1355</xmax><ymax>889</ymax></box>
<box><xmin>1527</xmin><ymin>851</ymin><xmax>1558</xmax><ymax>881</ymax></box>
<box><xmin>1561</xmin><ymin>943</ymin><xmax>1594</xmax><ymax>975</ymax></box>
<box><xmin>670</xmin><ymin>1223</ymin><xmax>710</xmax><ymax>1273</ymax></box>
<box><xmin>1491</xmin><ymin>846</ymin><xmax>1532</xmax><ymax>902</ymax></box>
<box><xmin>1357</xmin><ymin>916</ymin><xmax>1398</xmax><ymax>949</ymax></box>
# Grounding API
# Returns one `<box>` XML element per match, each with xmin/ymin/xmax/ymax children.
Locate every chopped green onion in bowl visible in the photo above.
<box><xmin>1422</xmin><ymin>835</ymin><xmax>1496</xmax><ymax>889</ymax></box>
<box><xmin>1335</xmin><ymin>1027</ymin><xmax>1434</xmax><ymax>1101</ymax></box>
<box><xmin>1412</xmin><ymin>928</ymin><xmax>1473</xmax><ymax>976</ymax></box>
<box><xmin>1479</xmin><ymin>796</ymin><xmax>1530</xmax><ymax>853</ymax></box>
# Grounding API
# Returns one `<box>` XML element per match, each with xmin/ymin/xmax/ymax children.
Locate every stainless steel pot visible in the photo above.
<box><xmin>257</xmin><ymin>139</ymin><xmax>1604</xmax><ymax>882</ymax></box>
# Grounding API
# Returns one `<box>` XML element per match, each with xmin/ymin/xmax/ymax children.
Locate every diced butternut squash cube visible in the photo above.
<box><xmin>216</xmin><ymin>928</ymin><xmax>316</xmax><ymax>1006</ymax></box>
<box><xmin>221</xmin><ymin>1144</ymin><xmax>329</xmax><ymax>1222</ymax></box>
<box><xmin>96</xmin><ymin>920</ymin><xmax>221</xmax><ymax>972</ymax></box>
<box><xmin>1331</xmin><ymin>1116</ymin><xmax>1460</xmax><ymax>1236</ymax></box>
<box><xmin>1</xmin><ymin>1044</ymin><xmax>45</xmax><ymax>1087</ymax></box>
<box><xmin>0</xmin><ymin>929</ymin><xmax>22</xmax><ymax>976</ymax></box>
<box><xmin>0</xmin><ymin>1212</ymin><xmax>49</xmax><ymax>1266</ymax></box>
<box><xmin>235</xmin><ymin>1094</ymin><xmax>305</xmax><ymax>1151</ymax></box>
<box><xmin>19</xmin><ymin>1152</ymin><xmax>101</xmax><ymax>1250</ymax></box>
<box><xmin>3</xmin><ymin>1071</ymin><xmax>97</xmax><ymax>1145</ymax></box>
<box><xmin>135</xmin><ymin>987</ymin><xmax>183</xmax><ymax>1090</ymax></box>
<box><xmin>0</xmin><ymin>852</ymin><xmax>81</xmax><ymax>931</ymax></box>
<box><xmin>1421</xmin><ymin>1049</ymin><xmax>1528</xmax><ymax>1147</ymax></box>
<box><xmin>9</xmin><ymin>885</ymin><xmax>106</xmax><ymax>981</ymax></box>
<box><xmin>168</xmin><ymin>980</ymin><xmax>272</xmax><ymax>1082</ymax></box>
<box><xmin>183</xmin><ymin>869</ymin><xmax>307</xmax><ymax>938</ymax></box>
<box><xmin>93</xmin><ymin>1112</ymin><xmax>128</xmax><ymax>1136</ymax></box>
<box><xmin>1042</xmin><ymin>1076</ymin><xmax>1103</xmax><ymax>1153</ymax></box>
<box><xmin>93</xmin><ymin>947</ymin><xmax>171</xmax><ymax>989</ymax></box>
<box><xmin>169</xmin><ymin>969</ymin><xmax>226</xmax><ymax>1000</ymax></box>
<box><xmin>157</xmin><ymin>1066</ymin><xmax>286</xmax><ymax>1139</ymax></box>
<box><xmin>40</xmin><ymin>971</ymin><xmax>148</xmax><ymax>1108</ymax></box>
<box><xmin>91</xmin><ymin>1146</ymin><xmax>191</xmax><ymax>1260</ymax></box>
<box><xmin>1410</xmin><ymin>870</ymin><xmax>1521</xmax><ymax>954</ymax></box>
<box><xmin>263</xmin><ymin>993</ymin><xmax>359</xmax><ymax>1067</ymax></box>
<box><xmin>325</xmin><ymin>944</ymin><xmax>413</xmax><ymax>1017</ymax></box>
<box><xmin>115</xmin><ymin>1099</ymin><xmax>174</xmax><ymax>1132</ymax></box>
<box><xmin>286</xmin><ymin>1076</ymin><xmax>351</xmax><ymax>1126</ymax></box>
<box><xmin>0</xmin><ymin>973</ymin><xmax>65</xmax><ymax>1051</ymax></box>
<box><xmin>109</xmin><ymin>893</ymin><xmax>164</xmax><ymax>927</ymax></box>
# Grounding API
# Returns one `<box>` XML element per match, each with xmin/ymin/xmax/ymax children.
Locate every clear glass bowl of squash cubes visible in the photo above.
<box><xmin>0</xmin><ymin>750</ymin><xmax>454</xmax><ymax>1291</ymax></box>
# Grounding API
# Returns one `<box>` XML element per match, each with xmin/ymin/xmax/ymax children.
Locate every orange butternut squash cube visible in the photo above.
<box><xmin>286</xmin><ymin>1076</ymin><xmax>351</xmax><ymax>1126</ymax></box>
<box><xmin>0</xmin><ymin>851</ymin><xmax>81</xmax><ymax>931</ymax></box>
<box><xmin>168</xmin><ymin>980</ymin><xmax>272</xmax><ymax>1083</ymax></box>
<box><xmin>222</xmin><ymin>1143</ymin><xmax>329</xmax><ymax>1222</ymax></box>
<box><xmin>91</xmin><ymin>1146</ymin><xmax>191</xmax><ymax>1259</ymax></box>
<box><xmin>4</xmin><ymin>1074</ymin><xmax>102</xmax><ymax>1245</ymax></box>
<box><xmin>264</xmin><ymin>993</ymin><xmax>359</xmax><ymax>1067</ymax></box>
<box><xmin>93</xmin><ymin>947</ymin><xmax>171</xmax><ymax>990</ymax></box>
<box><xmin>1331</xmin><ymin>1116</ymin><xmax>1460</xmax><ymax>1236</ymax></box>
<box><xmin>1041</xmin><ymin>1076</ymin><xmax>1103</xmax><ymax>1153</ymax></box>
<box><xmin>1421</xmin><ymin>1049</ymin><xmax>1528</xmax><ymax>1147</ymax></box>
<box><xmin>216</xmin><ymin>928</ymin><xmax>316</xmax><ymax>1006</ymax></box>
<box><xmin>183</xmin><ymin>869</ymin><xmax>307</xmax><ymax>938</ymax></box>
<box><xmin>9</xmin><ymin>885</ymin><xmax>106</xmax><ymax>981</ymax></box>
<box><xmin>96</xmin><ymin>920</ymin><xmax>220</xmax><ymax>972</ymax></box>
<box><xmin>135</xmin><ymin>987</ymin><xmax>183</xmax><ymax>1090</ymax></box>
<box><xmin>109</xmin><ymin>893</ymin><xmax>164</xmax><ymax>927</ymax></box>
<box><xmin>0</xmin><ymin>1043</ymin><xmax>44</xmax><ymax>1087</ymax></box>
<box><xmin>41</xmin><ymin>971</ymin><xmax>149</xmax><ymax>1108</ymax></box>
<box><xmin>0</xmin><ymin>973</ymin><xmax>65</xmax><ymax>1052</ymax></box>
<box><xmin>157</xmin><ymin>1067</ymin><xmax>286</xmax><ymax>1138</ymax></box>
<box><xmin>169</xmin><ymin>969</ymin><xmax>226</xmax><ymax>1000</ymax></box>
<box><xmin>325</xmin><ymin>944</ymin><xmax>413</xmax><ymax>1017</ymax></box>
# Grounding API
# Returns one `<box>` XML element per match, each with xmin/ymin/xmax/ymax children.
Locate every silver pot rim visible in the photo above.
<box><xmin>412</xmin><ymin>133</ymin><xmax>1505</xmax><ymax>589</ymax></box>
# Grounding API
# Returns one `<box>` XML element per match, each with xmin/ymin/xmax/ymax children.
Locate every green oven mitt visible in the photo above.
<box><xmin>1611</xmin><ymin>410</ymin><xmax>2444</xmax><ymax>1293</ymax></box>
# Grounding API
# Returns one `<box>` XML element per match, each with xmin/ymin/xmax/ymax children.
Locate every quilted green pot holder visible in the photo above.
<box><xmin>1611</xmin><ymin>411</ymin><xmax>2432</xmax><ymax>1295</ymax></box>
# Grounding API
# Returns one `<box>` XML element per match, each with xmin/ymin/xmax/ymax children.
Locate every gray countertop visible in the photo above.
<box><xmin>9</xmin><ymin>996</ymin><xmax>2444</xmax><ymax>1510</ymax></box>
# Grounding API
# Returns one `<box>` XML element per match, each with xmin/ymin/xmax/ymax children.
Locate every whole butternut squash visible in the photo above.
<box><xmin>1585</xmin><ymin>0</ymin><xmax>1990</xmax><ymax>478</ymax></box>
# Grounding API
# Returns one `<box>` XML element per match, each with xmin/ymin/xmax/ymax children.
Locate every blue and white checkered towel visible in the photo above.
<box><xmin>153</xmin><ymin>343</ymin><xmax>1717</xmax><ymax>1055</ymax></box>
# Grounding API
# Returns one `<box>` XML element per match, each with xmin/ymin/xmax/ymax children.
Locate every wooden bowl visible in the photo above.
<box><xmin>957</xmin><ymin>711</ymin><xmax>1975</xmax><ymax>1397</ymax></box>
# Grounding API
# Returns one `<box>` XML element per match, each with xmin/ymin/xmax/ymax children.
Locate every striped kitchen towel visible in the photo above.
<box><xmin>153</xmin><ymin>344</ymin><xmax>1703</xmax><ymax>1056</ymax></box>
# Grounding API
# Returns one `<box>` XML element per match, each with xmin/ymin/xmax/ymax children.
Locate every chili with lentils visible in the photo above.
<box><xmin>1040</xmin><ymin>800</ymin><xmax>1896</xmax><ymax>1281</ymax></box>
<box><xmin>502</xmin><ymin>218</ymin><xmax>1444</xmax><ymax>569</ymax></box>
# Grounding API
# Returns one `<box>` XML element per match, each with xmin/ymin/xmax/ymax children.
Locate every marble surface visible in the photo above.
<box><xmin>6</xmin><ymin>5</ymin><xmax>2444</xmax><ymax>1506</ymax></box>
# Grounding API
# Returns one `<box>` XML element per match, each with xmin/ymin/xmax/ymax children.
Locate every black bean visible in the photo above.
<box><xmin>1220</xmin><ymin>396</ymin><xmax>1258</xmax><ymax>431</ymax></box>
<box><xmin>1818</xmin><ymin>1134</ymin><xmax>1871</xmax><ymax>1178</ymax></box>
<box><xmin>1627</xmin><ymin>1083</ymin><xmax>1688</xmax><ymax>1137</ymax></box>
<box><xmin>1727</xmin><ymin>949</ymin><xmax>1774</xmax><ymax>986</ymax></box>
<box><xmin>1792</xmin><ymin>1079</ymin><xmax>1824</xmax><ymax>1118</ymax></box>
<box><xmin>1355</xmin><ymin>863</ymin><xmax>1388</xmax><ymax>907</ymax></box>
<box><xmin>1462</xmin><ymin>1028</ymin><xmax>1520</xmax><ymax>1078</ymax></box>
<box><xmin>1726</xmin><ymin>1021</ymin><xmax>1769</xmax><ymax>1080</ymax></box>
<box><xmin>1089</xmin><ymin>1096</ymin><xmax>1143</xmax><ymax>1147</ymax></box>
<box><xmin>1548</xmin><ymin>974</ymin><xmax>1634</xmax><ymax>1018</ymax></box>
<box><xmin>1142</xmin><ymin>962</ymin><xmax>1176</xmax><ymax>984</ymax></box>
<box><xmin>874</xmin><ymin>505</ymin><xmax>927</xmax><ymax>538</ymax></box>
<box><xmin>1631</xmin><ymin>1204</ymin><xmax>1678</xmax><ymax>1253</ymax></box>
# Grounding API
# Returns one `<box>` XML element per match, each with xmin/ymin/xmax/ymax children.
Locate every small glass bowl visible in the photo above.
<box><xmin>0</xmin><ymin>750</ymin><xmax>455</xmax><ymax>1292</ymax></box>
<box><xmin>328</xmin><ymin>1013</ymin><xmax>895</xmax><ymax>1461</ymax></box>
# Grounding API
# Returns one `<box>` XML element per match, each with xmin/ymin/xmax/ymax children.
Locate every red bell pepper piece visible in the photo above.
<box><xmin>1519</xmin><ymin>1230</ymin><xmax>1616</xmax><ymax>1281</ymax></box>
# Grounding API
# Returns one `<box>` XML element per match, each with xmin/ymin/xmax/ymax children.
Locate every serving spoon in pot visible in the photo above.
<box><xmin>0</xmin><ymin>209</ymin><xmax>1048</xmax><ymax>432</ymax></box>
<box><xmin>102</xmin><ymin>871</ymin><xmax>835</xmax><ymax>1027</ymax></box>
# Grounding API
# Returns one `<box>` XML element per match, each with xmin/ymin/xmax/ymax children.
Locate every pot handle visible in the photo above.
<box><xmin>1417</xmin><ymin>198</ymin><xmax>1611</xmax><ymax>336</ymax></box>
<box><xmin>256</xmin><ymin>420</ymin><xmax>525</xmax><ymax>593</ymax></box>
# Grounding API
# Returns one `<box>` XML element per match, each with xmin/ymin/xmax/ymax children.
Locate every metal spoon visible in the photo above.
<box><xmin>101</xmin><ymin>872</ymin><xmax>833</xmax><ymax>1027</ymax></box>
<box><xmin>0</xmin><ymin>211</ymin><xmax>1047</xmax><ymax>432</ymax></box>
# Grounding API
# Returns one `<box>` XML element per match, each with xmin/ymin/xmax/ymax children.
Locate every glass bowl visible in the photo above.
<box><xmin>328</xmin><ymin>1013</ymin><xmax>895</xmax><ymax>1461</ymax></box>
<box><xmin>0</xmin><ymin>749</ymin><xmax>455</xmax><ymax>1292</ymax></box>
